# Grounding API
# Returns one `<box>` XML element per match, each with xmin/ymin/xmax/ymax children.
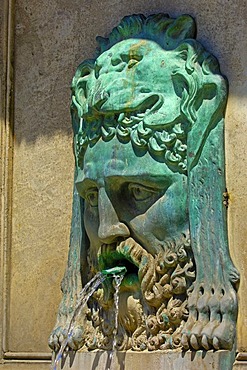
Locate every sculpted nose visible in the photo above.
<box><xmin>98</xmin><ymin>187</ymin><xmax>130</xmax><ymax>244</ymax></box>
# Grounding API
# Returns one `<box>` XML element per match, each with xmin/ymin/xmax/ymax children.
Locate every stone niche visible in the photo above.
<box><xmin>1</xmin><ymin>1</ymin><xmax>247</xmax><ymax>370</ymax></box>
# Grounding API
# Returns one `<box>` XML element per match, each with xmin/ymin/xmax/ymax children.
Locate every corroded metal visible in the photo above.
<box><xmin>49</xmin><ymin>13</ymin><xmax>239</xmax><ymax>353</ymax></box>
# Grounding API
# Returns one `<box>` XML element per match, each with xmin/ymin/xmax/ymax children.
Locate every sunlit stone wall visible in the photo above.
<box><xmin>0</xmin><ymin>0</ymin><xmax>246</xmax><ymax>368</ymax></box>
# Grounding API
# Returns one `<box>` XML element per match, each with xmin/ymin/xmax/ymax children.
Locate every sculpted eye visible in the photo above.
<box><xmin>129</xmin><ymin>184</ymin><xmax>156</xmax><ymax>201</ymax></box>
<box><xmin>85</xmin><ymin>188</ymin><xmax>98</xmax><ymax>207</ymax></box>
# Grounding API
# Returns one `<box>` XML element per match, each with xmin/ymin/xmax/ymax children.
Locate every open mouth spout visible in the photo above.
<box><xmin>97</xmin><ymin>237</ymin><xmax>161</xmax><ymax>307</ymax></box>
<box><xmin>98</xmin><ymin>238</ymin><xmax>143</xmax><ymax>290</ymax></box>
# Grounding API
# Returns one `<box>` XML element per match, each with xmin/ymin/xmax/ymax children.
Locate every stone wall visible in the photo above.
<box><xmin>0</xmin><ymin>0</ymin><xmax>246</xmax><ymax>368</ymax></box>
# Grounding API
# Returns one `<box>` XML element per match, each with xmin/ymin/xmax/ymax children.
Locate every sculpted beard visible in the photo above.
<box><xmin>83</xmin><ymin>233</ymin><xmax>195</xmax><ymax>351</ymax></box>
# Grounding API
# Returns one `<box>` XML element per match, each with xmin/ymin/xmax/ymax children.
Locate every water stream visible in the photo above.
<box><xmin>107</xmin><ymin>274</ymin><xmax>124</xmax><ymax>370</ymax></box>
<box><xmin>52</xmin><ymin>266</ymin><xmax>126</xmax><ymax>370</ymax></box>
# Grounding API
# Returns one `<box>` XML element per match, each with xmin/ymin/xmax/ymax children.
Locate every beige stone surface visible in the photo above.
<box><xmin>0</xmin><ymin>0</ymin><xmax>6</xmax><ymax>356</ymax></box>
<box><xmin>0</xmin><ymin>0</ymin><xmax>246</xmax><ymax>366</ymax></box>
<box><xmin>0</xmin><ymin>362</ymin><xmax>50</xmax><ymax>370</ymax></box>
<box><xmin>1</xmin><ymin>0</ymin><xmax>15</xmax><ymax>361</ymax></box>
<box><xmin>59</xmin><ymin>350</ymin><xmax>235</xmax><ymax>370</ymax></box>
<box><xmin>233</xmin><ymin>362</ymin><xmax>247</xmax><ymax>370</ymax></box>
<box><xmin>226</xmin><ymin>95</ymin><xmax>247</xmax><ymax>352</ymax></box>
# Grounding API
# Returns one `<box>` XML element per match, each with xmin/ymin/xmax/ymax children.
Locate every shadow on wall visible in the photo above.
<box><xmin>14</xmin><ymin>0</ymin><xmax>247</xmax><ymax>144</ymax></box>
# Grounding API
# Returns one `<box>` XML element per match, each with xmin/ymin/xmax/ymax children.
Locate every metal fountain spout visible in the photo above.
<box><xmin>101</xmin><ymin>266</ymin><xmax>127</xmax><ymax>276</ymax></box>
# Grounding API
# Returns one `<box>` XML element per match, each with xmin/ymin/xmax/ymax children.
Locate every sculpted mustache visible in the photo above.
<box><xmin>100</xmin><ymin>237</ymin><xmax>157</xmax><ymax>303</ymax></box>
<box><xmin>100</xmin><ymin>237</ymin><xmax>152</xmax><ymax>269</ymax></box>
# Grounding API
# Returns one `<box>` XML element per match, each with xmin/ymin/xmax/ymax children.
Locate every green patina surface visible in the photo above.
<box><xmin>50</xmin><ymin>14</ymin><xmax>239</xmax><ymax>360</ymax></box>
<box><xmin>101</xmin><ymin>266</ymin><xmax>127</xmax><ymax>276</ymax></box>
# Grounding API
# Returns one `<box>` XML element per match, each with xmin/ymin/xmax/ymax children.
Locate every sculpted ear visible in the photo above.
<box><xmin>71</xmin><ymin>60</ymin><xmax>95</xmax><ymax>120</ymax></box>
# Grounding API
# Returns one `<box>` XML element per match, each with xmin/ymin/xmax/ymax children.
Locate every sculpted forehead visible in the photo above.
<box><xmin>76</xmin><ymin>137</ymin><xmax>178</xmax><ymax>185</ymax></box>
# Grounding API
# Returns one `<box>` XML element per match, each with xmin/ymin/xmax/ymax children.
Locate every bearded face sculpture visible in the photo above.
<box><xmin>49</xmin><ymin>13</ymin><xmax>239</xmax><ymax>353</ymax></box>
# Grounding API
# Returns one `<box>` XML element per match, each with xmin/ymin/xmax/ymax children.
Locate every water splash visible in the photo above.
<box><xmin>107</xmin><ymin>273</ymin><xmax>124</xmax><ymax>370</ymax></box>
<box><xmin>52</xmin><ymin>266</ymin><xmax>126</xmax><ymax>370</ymax></box>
